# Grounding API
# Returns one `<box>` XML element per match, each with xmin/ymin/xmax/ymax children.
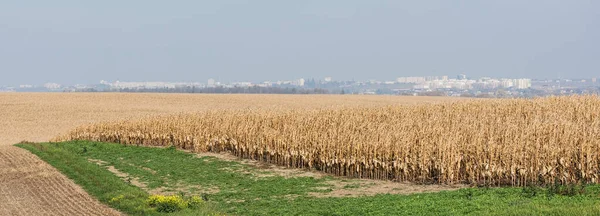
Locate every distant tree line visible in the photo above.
<box><xmin>75</xmin><ymin>86</ymin><xmax>330</xmax><ymax>94</ymax></box>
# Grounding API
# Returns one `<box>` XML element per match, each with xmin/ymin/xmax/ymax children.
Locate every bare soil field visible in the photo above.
<box><xmin>0</xmin><ymin>145</ymin><xmax>121</xmax><ymax>216</ymax></box>
<box><xmin>0</xmin><ymin>93</ymin><xmax>462</xmax><ymax>215</ymax></box>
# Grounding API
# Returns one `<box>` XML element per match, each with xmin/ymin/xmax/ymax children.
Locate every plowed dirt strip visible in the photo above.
<box><xmin>0</xmin><ymin>146</ymin><xmax>121</xmax><ymax>216</ymax></box>
<box><xmin>0</xmin><ymin>93</ymin><xmax>462</xmax><ymax>215</ymax></box>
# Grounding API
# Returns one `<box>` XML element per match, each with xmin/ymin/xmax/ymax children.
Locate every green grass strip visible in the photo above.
<box><xmin>16</xmin><ymin>142</ymin><xmax>154</xmax><ymax>215</ymax></box>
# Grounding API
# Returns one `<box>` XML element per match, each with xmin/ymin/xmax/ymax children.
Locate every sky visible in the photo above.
<box><xmin>0</xmin><ymin>1</ymin><xmax>598</xmax><ymax>86</ymax></box>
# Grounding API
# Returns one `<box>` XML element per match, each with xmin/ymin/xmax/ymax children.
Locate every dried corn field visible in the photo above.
<box><xmin>55</xmin><ymin>95</ymin><xmax>600</xmax><ymax>187</ymax></box>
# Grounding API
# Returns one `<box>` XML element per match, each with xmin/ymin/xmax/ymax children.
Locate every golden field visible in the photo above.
<box><xmin>53</xmin><ymin>95</ymin><xmax>600</xmax><ymax>186</ymax></box>
<box><xmin>0</xmin><ymin>93</ymin><xmax>459</xmax><ymax>146</ymax></box>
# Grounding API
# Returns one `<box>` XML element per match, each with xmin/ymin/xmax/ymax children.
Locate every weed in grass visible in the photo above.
<box><xmin>464</xmin><ymin>189</ymin><xmax>474</xmax><ymax>200</ymax></box>
<box><xmin>343</xmin><ymin>184</ymin><xmax>361</xmax><ymax>189</ymax></box>
<box><xmin>521</xmin><ymin>184</ymin><xmax>540</xmax><ymax>198</ymax></box>
<box><xmin>146</xmin><ymin>194</ymin><xmax>205</xmax><ymax>213</ymax></box>
<box><xmin>549</xmin><ymin>183</ymin><xmax>586</xmax><ymax>197</ymax></box>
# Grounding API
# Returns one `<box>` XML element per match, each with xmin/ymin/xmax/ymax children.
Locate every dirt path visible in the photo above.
<box><xmin>0</xmin><ymin>93</ymin><xmax>463</xmax><ymax>215</ymax></box>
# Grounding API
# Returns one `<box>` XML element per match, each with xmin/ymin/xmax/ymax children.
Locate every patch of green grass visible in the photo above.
<box><xmin>16</xmin><ymin>142</ymin><xmax>153</xmax><ymax>215</ymax></box>
<box><xmin>17</xmin><ymin>141</ymin><xmax>600</xmax><ymax>216</ymax></box>
<box><xmin>16</xmin><ymin>142</ymin><xmax>222</xmax><ymax>216</ymax></box>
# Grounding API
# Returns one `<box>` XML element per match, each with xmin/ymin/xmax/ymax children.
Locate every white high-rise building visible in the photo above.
<box><xmin>293</xmin><ymin>78</ymin><xmax>305</xmax><ymax>86</ymax></box>
<box><xmin>207</xmin><ymin>79</ymin><xmax>216</xmax><ymax>87</ymax></box>
<box><xmin>514</xmin><ymin>79</ymin><xmax>531</xmax><ymax>89</ymax></box>
<box><xmin>500</xmin><ymin>79</ymin><xmax>514</xmax><ymax>88</ymax></box>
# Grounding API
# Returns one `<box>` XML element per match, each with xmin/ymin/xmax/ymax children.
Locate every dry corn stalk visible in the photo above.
<box><xmin>53</xmin><ymin>95</ymin><xmax>600</xmax><ymax>186</ymax></box>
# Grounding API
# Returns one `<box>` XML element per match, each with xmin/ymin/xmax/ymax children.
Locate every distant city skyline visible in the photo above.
<box><xmin>1</xmin><ymin>1</ymin><xmax>598</xmax><ymax>86</ymax></box>
<box><xmin>4</xmin><ymin>74</ymin><xmax>600</xmax><ymax>88</ymax></box>
<box><xmin>6</xmin><ymin>73</ymin><xmax>600</xmax><ymax>87</ymax></box>
<box><xmin>4</xmin><ymin>74</ymin><xmax>597</xmax><ymax>98</ymax></box>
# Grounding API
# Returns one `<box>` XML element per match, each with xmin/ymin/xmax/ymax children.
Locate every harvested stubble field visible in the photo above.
<box><xmin>56</xmin><ymin>95</ymin><xmax>600</xmax><ymax>187</ymax></box>
<box><xmin>0</xmin><ymin>93</ymin><xmax>459</xmax><ymax>215</ymax></box>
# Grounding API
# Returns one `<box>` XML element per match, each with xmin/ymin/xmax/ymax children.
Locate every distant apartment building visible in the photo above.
<box><xmin>43</xmin><ymin>83</ymin><xmax>62</xmax><ymax>89</ymax></box>
<box><xmin>500</xmin><ymin>79</ymin><xmax>514</xmax><ymax>88</ymax></box>
<box><xmin>99</xmin><ymin>80</ymin><xmax>202</xmax><ymax>89</ymax></box>
<box><xmin>293</xmin><ymin>78</ymin><xmax>305</xmax><ymax>86</ymax></box>
<box><xmin>232</xmin><ymin>82</ymin><xmax>253</xmax><ymax>87</ymax></box>
<box><xmin>207</xmin><ymin>79</ymin><xmax>216</xmax><ymax>87</ymax></box>
<box><xmin>397</xmin><ymin>77</ymin><xmax>426</xmax><ymax>84</ymax></box>
<box><xmin>514</xmin><ymin>79</ymin><xmax>531</xmax><ymax>89</ymax></box>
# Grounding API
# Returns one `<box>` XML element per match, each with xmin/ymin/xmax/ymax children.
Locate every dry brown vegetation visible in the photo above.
<box><xmin>54</xmin><ymin>95</ymin><xmax>600</xmax><ymax>187</ymax></box>
<box><xmin>0</xmin><ymin>93</ymin><xmax>459</xmax><ymax>215</ymax></box>
<box><xmin>0</xmin><ymin>93</ymin><xmax>458</xmax><ymax>146</ymax></box>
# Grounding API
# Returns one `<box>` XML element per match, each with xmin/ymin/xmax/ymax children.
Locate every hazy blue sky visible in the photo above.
<box><xmin>1</xmin><ymin>1</ymin><xmax>598</xmax><ymax>85</ymax></box>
